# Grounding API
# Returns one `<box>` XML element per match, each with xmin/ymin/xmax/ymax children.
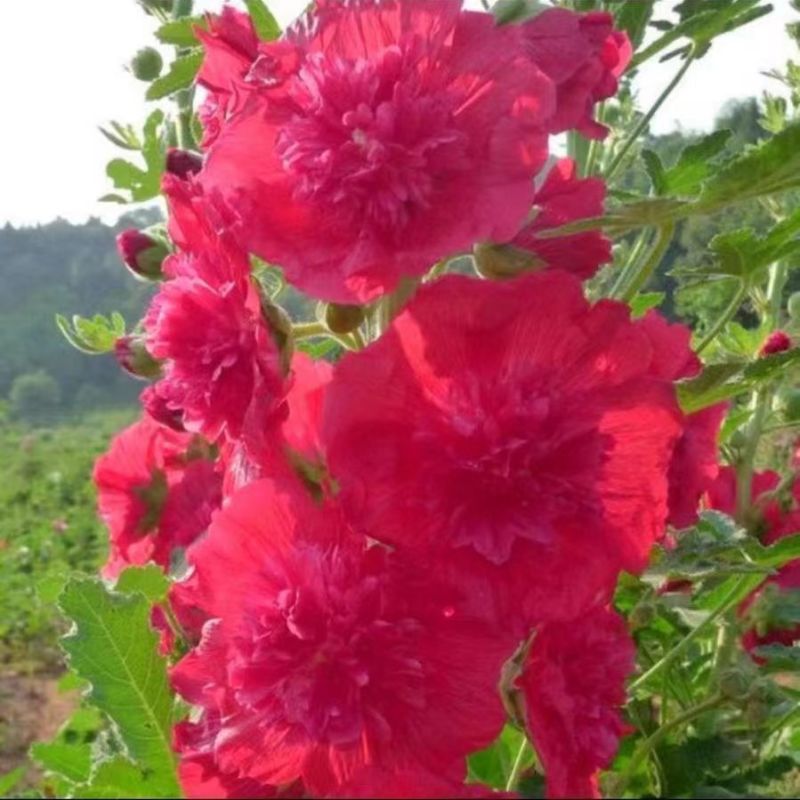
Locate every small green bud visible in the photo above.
<box><xmin>629</xmin><ymin>601</ymin><xmax>656</xmax><ymax>629</ymax></box>
<box><xmin>131</xmin><ymin>47</ymin><xmax>164</xmax><ymax>82</ymax></box>
<box><xmin>114</xmin><ymin>336</ymin><xmax>162</xmax><ymax>380</ymax></box>
<box><xmin>473</xmin><ymin>243</ymin><xmax>543</xmax><ymax>280</ymax></box>
<box><xmin>324</xmin><ymin>303</ymin><xmax>365</xmax><ymax>335</ymax></box>
<box><xmin>788</xmin><ymin>292</ymin><xmax>800</xmax><ymax>321</ymax></box>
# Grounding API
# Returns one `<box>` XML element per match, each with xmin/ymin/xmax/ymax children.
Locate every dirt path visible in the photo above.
<box><xmin>0</xmin><ymin>670</ymin><xmax>77</xmax><ymax>781</ymax></box>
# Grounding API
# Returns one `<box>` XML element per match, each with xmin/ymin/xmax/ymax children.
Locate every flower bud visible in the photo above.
<box><xmin>759</xmin><ymin>330</ymin><xmax>792</xmax><ymax>357</ymax></box>
<box><xmin>629</xmin><ymin>601</ymin><xmax>656</xmax><ymax>629</ymax></box>
<box><xmin>130</xmin><ymin>47</ymin><xmax>163</xmax><ymax>82</ymax></box>
<box><xmin>473</xmin><ymin>243</ymin><xmax>542</xmax><ymax>280</ymax></box>
<box><xmin>114</xmin><ymin>335</ymin><xmax>162</xmax><ymax>380</ymax></box>
<box><xmin>116</xmin><ymin>229</ymin><xmax>168</xmax><ymax>281</ymax></box>
<box><xmin>718</xmin><ymin>668</ymin><xmax>749</xmax><ymax>701</ymax></box>
<box><xmin>788</xmin><ymin>292</ymin><xmax>800</xmax><ymax>321</ymax></box>
<box><xmin>324</xmin><ymin>303</ymin><xmax>365</xmax><ymax>335</ymax></box>
<box><xmin>166</xmin><ymin>148</ymin><xmax>203</xmax><ymax>180</ymax></box>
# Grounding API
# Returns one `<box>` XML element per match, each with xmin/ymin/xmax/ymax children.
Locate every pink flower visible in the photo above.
<box><xmin>322</xmin><ymin>272</ymin><xmax>684</xmax><ymax>625</ymax></box>
<box><xmin>93</xmin><ymin>415</ymin><xmax>221</xmax><ymax>578</ymax></box>
<box><xmin>145</xmin><ymin>179</ymin><xmax>286</xmax><ymax>443</ymax></box>
<box><xmin>516</xmin><ymin>606</ymin><xmax>635</xmax><ymax>799</ymax></box>
<box><xmin>508</xmin><ymin>157</ymin><xmax>611</xmax><ymax>279</ymax></box>
<box><xmin>522</xmin><ymin>9</ymin><xmax>631</xmax><ymax>140</ymax></box>
<box><xmin>200</xmin><ymin>0</ymin><xmax>555</xmax><ymax>303</ymax></box>
<box><xmin>171</xmin><ymin>477</ymin><xmax>512</xmax><ymax>795</ymax></box>
<box><xmin>637</xmin><ymin>311</ymin><xmax>727</xmax><ymax>529</ymax></box>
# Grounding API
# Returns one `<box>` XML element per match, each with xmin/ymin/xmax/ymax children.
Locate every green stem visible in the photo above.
<box><xmin>606</xmin><ymin>50</ymin><xmax>696</xmax><ymax>183</ymax></box>
<box><xmin>617</xmin><ymin>694</ymin><xmax>724</xmax><ymax>795</ymax></box>
<box><xmin>608</xmin><ymin>229</ymin><xmax>650</xmax><ymax>299</ymax></box>
<box><xmin>629</xmin><ymin>575</ymin><xmax>754</xmax><ymax>693</ymax></box>
<box><xmin>619</xmin><ymin>222</ymin><xmax>675</xmax><ymax>302</ymax></box>
<box><xmin>292</xmin><ymin>321</ymin><xmax>327</xmax><ymax>339</ymax></box>
<box><xmin>505</xmin><ymin>738</ymin><xmax>531</xmax><ymax>792</ymax></box>
<box><xmin>696</xmin><ymin>281</ymin><xmax>748</xmax><ymax>355</ymax></box>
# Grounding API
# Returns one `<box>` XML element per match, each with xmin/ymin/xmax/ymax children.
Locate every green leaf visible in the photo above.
<box><xmin>661</xmin><ymin>130</ymin><xmax>733</xmax><ymax>197</ymax></box>
<box><xmin>30</xmin><ymin>742</ymin><xmax>92</xmax><ymax>785</ymax></box>
<box><xmin>642</xmin><ymin>150</ymin><xmax>667</xmax><ymax>195</ymax></box>
<box><xmin>633</xmin><ymin>0</ymin><xmax>771</xmax><ymax>67</ymax></box>
<box><xmin>55</xmin><ymin>313</ymin><xmax>126</xmax><ymax>355</ymax></box>
<box><xmin>676</xmin><ymin>349</ymin><xmax>800</xmax><ymax>414</ymax></box>
<box><xmin>468</xmin><ymin>725</ymin><xmax>530</xmax><ymax>789</ymax></box>
<box><xmin>756</xmin><ymin>534</ymin><xmax>800</xmax><ymax>569</ymax></box>
<box><xmin>74</xmin><ymin>757</ymin><xmax>167</xmax><ymax>799</ymax></box>
<box><xmin>146</xmin><ymin>50</ymin><xmax>203</xmax><ymax>100</ymax></box>
<box><xmin>58</xmin><ymin>577</ymin><xmax>179</xmax><ymax>796</ymax></box>
<box><xmin>115</xmin><ymin>565</ymin><xmax>169</xmax><ymax>604</ymax></box>
<box><xmin>614</xmin><ymin>0</ymin><xmax>654</xmax><ymax>49</ymax></box>
<box><xmin>752</xmin><ymin>644</ymin><xmax>800</xmax><ymax>671</ymax></box>
<box><xmin>155</xmin><ymin>16</ymin><xmax>207</xmax><ymax>46</ymax></box>
<box><xmin>0</xmin><ymin>767</ymin><xmax>25</xmax><ymax>797</ymax></box>
<box><xmin>629</xmin><ymin>292</ymin><xmax>666</xmax><ymax>318</ymax></box>
<box><xmin>243</xmin><ymin>0</ymin><xmax>281</xmax><ymax>40</ymax></box>
<box><xmin>695</xmin><ymin>121</ymin><xmax>800</xmax><ymax>212</ymax></box>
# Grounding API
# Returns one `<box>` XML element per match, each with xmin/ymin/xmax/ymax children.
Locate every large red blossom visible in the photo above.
<box><xmin>200</xmin><ymin>0</ymin><xmax>555</xmax><ymax>303</ymax></box>
<box><xmin>145</xmin><ymin>178</ymin><xmax>286</xmax><ymax>443</ymax></box>
<box><xmin>322</xmin><ymin>272</ymin><xmax>684</xmax><ymax>624</ymax></box>
<box><xmin>171</xmin><ymin>477</ymin><xmax>512</xmax><ymax>795</ymax></box>
<box><xmin>516</xmin><ymin>606</ymin><xmax>635</xmax><ymax>799</ymax></box>
<box><xmin>637</xmin><ymin>311</ymin><xmax>727</xmax><ymax>529</ymax></box>
<box><xmin>93</xmin><ymin>415</ymin><xmax>221</xmax><ymax>578</ymax></box>
<box><xmin>508</xmin><ymin>157</ymin><xmax>611</xmax><ymax>279</ymax></box>
<box><xmin>522</xmin><ymin>8</ymin><xmax>631</xmax><ymax>140</ymax></box>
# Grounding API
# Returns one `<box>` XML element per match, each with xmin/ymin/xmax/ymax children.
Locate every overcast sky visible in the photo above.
<box><xmin>0</xmin><ymin>0</ymin><xmax>795</xmax><ymax>227</ymax></box>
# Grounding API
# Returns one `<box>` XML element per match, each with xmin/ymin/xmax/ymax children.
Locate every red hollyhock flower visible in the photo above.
<box><xmin>195</xmin><ymin>7</ymin><xmax>260</xmax><ymax>149</ymax></box>
<box><xmin>508</xmin><ymin>157</ymin><xmax>611</xmax><ymax>279</ymax></box>
<box><xmin>323</xmin><ymin>272</ymin><xmax>683</xmax><ymax>624</ymax></box>
<box><xmin>516</xmin><ymin>606</ymin><xmax>635</xmax><ymax>799</ymax></box>
<box><xmin>200</xmin><ymin>0</ymin><xmax>555</xmax><ymax>303</ymax></box>
<box><xmin>171</xmin><ymin>477</ymin><xmax>512</xmax><ymax>795</ymax></box>
<box><xmin>636</xmin><ymin>311</ymin><xmax>727</xmax><ymax>529</ymax></box>
<box><xmin>522</xmin><ymin>8</ymin><xmax>631</xmax><ymax>140</ymax></box>
<box><xmin>93</xmin><ymin>415</ymin><xmax>221</xmax><ymax>578</ymax></box>
<box><xmin>145</xmin><ymin>179</ymin><xmax>286</xmax><ymax>443</ymax></box>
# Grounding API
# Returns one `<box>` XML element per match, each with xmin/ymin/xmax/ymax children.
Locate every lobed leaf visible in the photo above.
<box><xmin>58</xmin><ymin>577</ymin><xmax>179</xmax><ymax>797</ymax></box>
<box><xmin>146</xmin><ymin>50</ymin><xmax>203</xmax><ymax>101</ymax></box>
<box><xmin>243</xmin><ymin>0</ymin><xmax>281</xmax><ymax>40</ymax></box>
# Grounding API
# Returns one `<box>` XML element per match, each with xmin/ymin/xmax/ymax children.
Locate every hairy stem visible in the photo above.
<box><xmin>618</xmin><ymin>222</ymin><xmax>675</xmax><ymax>302</ymax></box>
<box><xmin>696</xmin><ymin>280</ymin><xmax>748</xmax><ymax>355</ymax></box>
<box><xmin>629</xmin><ymin>574</ymin><xmax>755</xmax><ymax>693</ymax></box>
<box><xmin>606</xmin><ymin>50</ymin><xmax>696</xmax><ymax>183</ymax></box>
<box><xmin>617</xmin><ymin>694</ymin><xmax>724</xmax><ymax>795</ymax></box>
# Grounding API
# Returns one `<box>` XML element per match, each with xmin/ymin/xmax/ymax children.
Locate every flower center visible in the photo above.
<box><xmin>235</xmin><ymin>548</ymin><xmax>426</xmax><ymax>746</ymax></box>
<box><xmin>419</xmin><ymin>381</ymin><xmax>606</xmax><ymax>564</ymax></box>
<box><xmin>276</xmin><ymin>47</ymin><xmax>469</xmax><ymax>233</ymax></box>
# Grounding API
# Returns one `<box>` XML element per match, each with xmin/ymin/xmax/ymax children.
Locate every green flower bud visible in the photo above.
<box><xmin>324</xmin><ymin>303</ymin><xmax>365</xmax><ymax>335</ymax></box>
<box><xmin>473</xmin><ymin>243</ymin><xmax>543</xmax><ymax>280</ymax></box>
<box><xmin>131</xmin><ymin>47</ymin><xmax>163</xmax><ymax>82</ymax></box>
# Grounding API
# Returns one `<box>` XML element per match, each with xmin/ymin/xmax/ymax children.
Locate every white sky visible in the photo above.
<box><xmin>0</xmin><ymin>0</ymin><xmax>796</xmax><ymax>227</ymax></box>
